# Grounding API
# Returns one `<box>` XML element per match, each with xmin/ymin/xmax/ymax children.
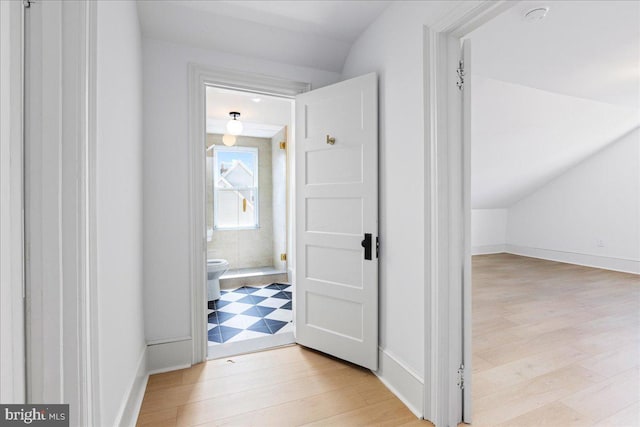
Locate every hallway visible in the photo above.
<box><xmin>136</xmin><ymin>345</ymin><xmax>431</xmax><ymax>426</ymax></box>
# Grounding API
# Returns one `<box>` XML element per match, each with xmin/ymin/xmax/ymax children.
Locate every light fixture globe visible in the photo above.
<box><xmin>222</xmin><ymin>134</ymin><xmax>236</xmax><ymax>146</ymax></box>
<box><xmin>226</xmin><ymin>111</ymin><xmax>243</xmax><ymax>135</ymax></box>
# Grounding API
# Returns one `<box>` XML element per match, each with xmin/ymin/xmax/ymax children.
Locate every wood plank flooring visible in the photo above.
<box><xmin>136</xmin><ymin>344</ymin><xmax>432</xmax><ymax>426</ymax></box>
<box><xmin>472</xmin><ymin>254</ymin><xmax>640</xmax><ymax>426</ymax></box>
<box><xmin>137</xmin><ymin>254</ymin><xmax>639</xmax><ymax>426</ymax></box>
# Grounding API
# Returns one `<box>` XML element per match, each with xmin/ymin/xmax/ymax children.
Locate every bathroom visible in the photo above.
<box><xmin>204</xmin><ymin>86</ymin><xmax>294</xmax><ymax>358</ymax></box>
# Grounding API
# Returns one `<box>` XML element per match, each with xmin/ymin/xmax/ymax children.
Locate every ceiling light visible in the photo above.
<box><xmin>251</xmin><ymin>97</ymin><xmax>261</xmax><ymax>103</ymax></box>
<box><xmin>222</xmin><ymin>134</ymin><xmax>236</xmax><ymax>146</ymax></box>
<box><xmin>226</xmin><ymin>112</ymin><xmax>243</xmax><ymax>135</ymax></box>
<box><xmin>524</xmin><ymin>7</ymin><xmax>549</xmax><ymax>22</ymax></box>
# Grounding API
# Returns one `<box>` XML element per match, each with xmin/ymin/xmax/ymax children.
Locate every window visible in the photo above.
<box><xmin>213</xmin><ymin>146</ymin><xmax>259</xmax><ymax>230</ymax></box>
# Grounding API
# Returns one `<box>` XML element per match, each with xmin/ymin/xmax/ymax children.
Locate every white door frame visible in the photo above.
<box><xmin>422</xmin><ymin>1</ymin><xmax>515</xmax><ymax>425</ymax></box>
<box><xmin>187</xmin><ymin>64</ymin><xmax>310</xmax><ymax>363</ymax></box>
<box><xmin>0</xmin><ymin>0</ymin><xmax>26</xmax><ymax>405</ymax></box>
<box><xmin>22</xmin><ymin>0</ymin><xmax>97</xmax><ymax>424</ymax></box>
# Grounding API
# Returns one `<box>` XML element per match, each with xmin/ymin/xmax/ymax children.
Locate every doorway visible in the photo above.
<box><xmin>203</xmin><ymin>86</ymin><xmax>295</xmax><ymax>359</ymax></box>
<box><xmin>189</xmin><ymin>66</ymin><xmax>380</xmax><ymax>373</ymax></box>
<box><xmin>465</xmin><ymin>1</ymin><xmax>640</xmax><ymax>424</ymax></box>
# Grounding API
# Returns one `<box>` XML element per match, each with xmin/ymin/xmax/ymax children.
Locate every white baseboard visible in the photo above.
<box><xmin>207</xmin><ymin>332</ymin><xmax>294</xmax><ymax>360</ymax></box>
<box><xmin>115</xmin><ymin>345</ymin><xmax>148</xmax><ymax>427</ymax></box>
<box><xmin>472</xmin><ymin>244</ymin><xmax>506</xmax><ymax>255</ymax></box>
<box><xmin>505</xmin><ymin>244</ymin><xmax>640</xmax><ymax>275</ymax></box>
<box><xmin>147</xmin><ymin>337</ymin><xmax>193</xmax><ymax>374</ymax></box>
<box><xmin>374</xmin><ymin>347</ymin><xmax>424</xmax><ymax>419</ymax></box>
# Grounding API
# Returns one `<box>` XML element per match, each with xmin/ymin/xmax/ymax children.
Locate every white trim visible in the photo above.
<box><xmin>505</xmin><ymin>245</ymin><xmax>640</xmax><ymax>275</ymax></box>
<box><xmin>434</xmin><ymin>0</ymin><xmax>518</xmax><ymax>36</ymax></box>
<box><xmin>190</xmin><ymin>65</ymin><xmax>311</xmax><ymax>98</ymax></box>
<box><xmin>85</xmin><ymin>1</ymin><xmax>100</xmax><ymax>424</ymax></box>
<box><xmin>0</xmin><ymin>0</ymin><xmax>26</xmax><ymax>404</ymax></box>
<box><xmin>146</xmin><ymin>335</ymin><xmax>192</xmax><ymax>346</ymax></box>
<box><xmin>147</xmin><ymin>365</ymin><xmax>192</xmax><ymax>377</ymax></box>
<box><xmin>423</xmin><ymin>25</ymin><xmax>463</xmax><ymax>427</ymax></box>
<box><xmin>461</xmin><ymin>39</ymin><xmax>473</xmax><ymax>422</ymax></box>
<box><xmin>472</xmin><ymin>244</ymin><xmax>506</xmax><ymax>255</ymax></box>
<box><xmin>113</xmin><ymin>346</ymin><xmax>148</xmax><ymax>427</ymax></box>
<box><xmin>375</xmin><ymin>347</ymin><xmax>424</xmax><ymax>419</ymax></box>
<box><xmin>188</xmin><ymin>64</ymin><xmax>309</xmax><ymax>365</ymax></box>
<box><xmin>423</xmin><ymin>2</ymin><xmax>515</xmax><ymax>425</ymax></box>
<box><xmin>147</xmin><ymin>338</ymin><xmax>193</xmax><ymax>373</ymax></box>
<box><xmin>207</xmin><ymin>332</ymin><xmax>295</xmax><ymax>360</ymax></box>
<box><xmin>23</xmin><ymin>1</ymin><xmax>97</xmax><ymax>423</ymax></box>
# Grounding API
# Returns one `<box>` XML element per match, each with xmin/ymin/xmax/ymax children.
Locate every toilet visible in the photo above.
<box><xmin>207</xmin><ymin>259</ymin><xmax>229</xmax><ymax>301</ymax></box>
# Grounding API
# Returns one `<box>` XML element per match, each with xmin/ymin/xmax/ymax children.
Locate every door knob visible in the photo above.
<box><xmin>326</xmin><ymin>135</ymin><xmax>336</xmax><ymax>145</ymax></box>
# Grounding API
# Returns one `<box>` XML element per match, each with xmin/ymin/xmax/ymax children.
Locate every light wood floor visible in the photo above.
<box><xmin>137</xmin><ymin>254</ymin><xmax>639</xmax><ymax>426</ymax></box>
<box><xmin>136</xmin><ymin>344</ymin><xmax>432</xmax><ymax>426</ymax></box>
<box><xmin>472</xmin><ymin>254</ymin><xmax>639</xmax><ymax>426</ymax></box>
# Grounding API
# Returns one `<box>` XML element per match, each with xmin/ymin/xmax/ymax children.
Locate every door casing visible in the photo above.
<box><xmin>22</xmin><ymin>0</ymin><xmax>97</xmax><ymax>424</ymax></box>
<box><xmin>0</xmin><ymin>0</ymin><xmax>26</xmax><ymax>405</ymax></box>
<box><xmin>187</xmin><ymin>65</ymin><xmax>310</xmax><ymax>363</ymax></box>
<box><xmin>422</xmin><ymin>1</ymin><xmax>515</xmax><ymax>425</ymax></box>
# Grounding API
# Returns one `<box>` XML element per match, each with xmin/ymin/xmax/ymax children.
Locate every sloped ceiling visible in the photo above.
<box><xmin>472</xmin><ymin>77</ymin><xmax>639</xmax><ymax>208</ymax></box>
<box><xmin>469</xmin><ymin>0</ymin><xmax>640</xmax><ymax>209</ymax></box>
<box><xmin>136</xmin><ymin>1</ymin><xmax>391</xmax><ymax>73</ymax></box>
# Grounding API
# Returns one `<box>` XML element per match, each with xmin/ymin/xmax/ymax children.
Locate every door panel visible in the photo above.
<box><xmin>306</xmin><ymin>197</ymin><xmax>363</xmax><ymax>234</ymax></box>
<box><xmin>305</xmin><ymin>147</ymin><xmax>363</xmax><ymax>185</ymax></box>
<box><xmin>295</xmin><ymin>73</ymin><xmax>378</xmax><ymax>370</ymax></box>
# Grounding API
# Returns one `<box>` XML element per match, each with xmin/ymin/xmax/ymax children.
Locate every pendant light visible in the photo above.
<box><xmin>226</xmin><ymin>112</ymin><xmax>243</xmax><ymax>136</ymax></box>
<box><xmin>222</xmin><ymin>134</ymin><xmax>236</xmax><ymax>146</ymax></box>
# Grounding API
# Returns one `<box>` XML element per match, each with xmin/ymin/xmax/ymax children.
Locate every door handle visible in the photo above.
<box><xmin>361</xmin><ymin>233</ymin><xmax>372</xmax><ymax>260</ymax></box>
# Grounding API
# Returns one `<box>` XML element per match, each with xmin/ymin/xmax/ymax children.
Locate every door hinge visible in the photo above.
<box><xmin>456</xmin><ymin>60</ymin><xmax>465</xmax><ymax>91</ymax></box>
<box><xmin>279</xmin><ymin>141</ymin><xmax>286</xmax><ymax>150</ymax></box>
<box><xmin>457</xmin><ymin>364</ymin><xmax>465</xmax><ymax>390</ymax></box>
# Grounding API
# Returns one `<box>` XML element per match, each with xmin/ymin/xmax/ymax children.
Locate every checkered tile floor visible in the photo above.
<box><xmin>207</xmin><ymin>283</ymin><xmax>292</xmax><ymax>345</ymax></box>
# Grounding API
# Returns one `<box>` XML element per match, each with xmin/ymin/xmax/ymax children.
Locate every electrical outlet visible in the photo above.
<box><xmin>596</xmin><ymin>239</ymin><xmax>605</xmax><ymax>248</ymax></box>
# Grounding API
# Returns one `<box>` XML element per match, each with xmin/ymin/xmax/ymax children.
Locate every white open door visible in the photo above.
<box><xmin>295</xmin><ymin>73</ymin><xmax>378</xmax><ymax>370</ymax></box>
<box><xmin>462</xmin><ymin>38</ymin><xmax>473</xmax><ymax>423</ymax></box>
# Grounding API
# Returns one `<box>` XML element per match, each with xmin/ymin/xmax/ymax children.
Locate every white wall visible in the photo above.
<box><xmin>142</xmin><ymin>38</ymin><xmax>341</xmax><ymax>345</ymax></box>
<box><xmin>96</xmin><ymin>1</ymin><xmax>146</xmax><ymax>425</ymax></box>
<box><xmin>471</xmin><ymin>209</ymin><xmax>507</xmax><ymax>254</ymax></box>
<box><xmin>507</xmin><ymin>128</ymin><xmax>640</xmax><ymax>274</ymax></box>
<box><xmin>342</xmin><ymin>0</ymin><xmax>467</xmax><ymax>413</ymax></box>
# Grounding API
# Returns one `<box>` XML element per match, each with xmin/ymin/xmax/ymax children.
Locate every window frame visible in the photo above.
<box><xmin>212</xmin><ymin>145</ymin><xmax>260</xmax><ymax>230</ymax></box>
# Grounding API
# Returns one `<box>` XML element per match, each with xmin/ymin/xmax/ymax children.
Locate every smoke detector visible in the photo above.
<box><xmin>524</xmin><ymin>7</ymin><xmax>549</xmax><ymax>22</ymax></box>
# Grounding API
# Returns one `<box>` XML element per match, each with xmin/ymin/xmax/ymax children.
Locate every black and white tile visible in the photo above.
<box><xmin>207</xmin><ymin>283</ymin><xmax>292</xmax><ymax>345</ymax></box>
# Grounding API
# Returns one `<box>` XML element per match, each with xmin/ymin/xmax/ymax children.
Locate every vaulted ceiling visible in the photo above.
<box><xmin>136</xmin><ymin>0</ymin><xmax>391</xmax><ymax>72</ymax></box>
<box><xmin>136</xmin><ymin>1</ymin><xmax>639</xmax><ymax>210</ymax></box>
<box><xmin>469</xmin><ymin>0</ymin><xmax>640</xmax><ymax>208</ymax></box>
